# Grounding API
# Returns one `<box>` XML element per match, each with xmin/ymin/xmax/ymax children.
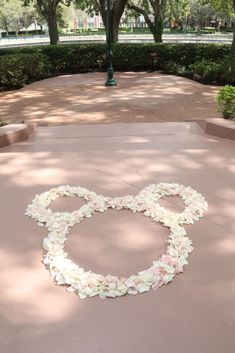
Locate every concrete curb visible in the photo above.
<box><xmin>187</xmin><ymin>118</ymin><xmax>235</xmax><ymax>141</ymax></box>
<box><xmin>0</xmin><ymin>124</ymin><xmax>36</xmax><ymax>148</ymax></box>
<box><xmin>204</xmin><ymin>118</ymin><xmax>235</xmax><ymax>141</ymax></box>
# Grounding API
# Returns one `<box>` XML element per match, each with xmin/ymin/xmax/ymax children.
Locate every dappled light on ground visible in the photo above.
<box><xmin>0</xmin><ymin>72</ymin><xmax>220</xmax><ymax>126</ymax></box>
<box><xmin>0</xmin><ymin>248</ymin><xmax>77</xmax><ymax>325</ymax></box>
<box><xmin>67</xmin><ymin>209</ymin><xmax>167</xmax><ymax>277</ymax></box>
<box><xmin>0</xmin><ymin>121</ymin><xmax>234</xmax><ymax>353</ymax></box>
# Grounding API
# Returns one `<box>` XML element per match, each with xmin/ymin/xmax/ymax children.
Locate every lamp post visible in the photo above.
<box><xmin>105</xmin><ymin>0</ymin><xmax>117</xmax><ymax>86</ymax></box>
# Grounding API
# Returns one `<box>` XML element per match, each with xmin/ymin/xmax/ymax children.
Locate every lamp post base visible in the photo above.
<box><xmin>105</xmin><ymin>67</ymin><xmax>117</xmax><ymax>86</ymax></box>
<box><xmin>105</xmin><ymin>78</ymin><xmax>117</xmax><ymax>86</ymax></box>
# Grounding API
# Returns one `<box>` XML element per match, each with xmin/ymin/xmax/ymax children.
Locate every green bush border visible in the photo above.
<box><xmin>0</xmin><ymin>43</ymin><xmax>232</xmax><ymax>89</ymax></box>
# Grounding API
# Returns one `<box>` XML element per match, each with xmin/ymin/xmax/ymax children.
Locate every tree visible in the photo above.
<box><xmin>189</xmin><ymin>0</ymin><xmax>215</xmax><ymax>31</ymax></box>
<box><xmin>0</xmin><ymin>0</ymin><xmax>11</xmax><ymax>34</ymax></box>
<box><xmin>127</xmin><ymin>0</ymin><xmax>189</xmax><ymax>42</ymax></box>
<box><xmin>20</xmin><ymin>2</ymin><xmax>37</xmax><ymax>32</ymax></box>
<box><xmin>127</xmin><ymin>0</ymin><xmax>168</xmax><ymax>42</ymax></box>
<box><xmin>166</xmin><ymin>0</ymin><xmax>189</xmax><ymax>30</ymax></box>
<box><xmin>59</xmin><ymin>3</ymin><xmax>75</xmax><ymax>31</ymax></box>
<box><xmin>75</xmin><ymin>0</ymin><xmax>128</xmax><ymax>42</ymax></box>
<box><xmin>100</xmin><ymin>0</ymin><xmax>128</xmax><ymax>41</ymax></box>
<box><xmin>0</xmin><ymin>0</ymin><xmax>36</xmax><ymax>35</ymax></box>
<box><xmin>26</xmin><ymin>0</ymin><xmax>72</xmax><ymax>44</ymax></box>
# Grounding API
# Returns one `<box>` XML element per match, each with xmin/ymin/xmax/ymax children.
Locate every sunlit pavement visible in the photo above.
<box><xmin>0</xmin><ymin>122</ymin><xmax>234</xmax><ymax>353</ymax></box>
<box><xmin>0</xmin><ymin>72</ymin><xmax>220</xmax><ymax>126</ymax></box>
<box><xmin>0</xmin><ymin>33</ymin><xmax>232</xmax><ymax>48</ymax></box>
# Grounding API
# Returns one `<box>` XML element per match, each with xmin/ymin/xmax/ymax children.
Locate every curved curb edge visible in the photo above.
<box><xmin>0</xmin><ymin>124</ymin><xmax>36</xmax><ymax>148</ymax></box>
<box><xmin>187</xmin><ymin>118</ymin><xmax>235</xmax><ymax>141</ymax></box>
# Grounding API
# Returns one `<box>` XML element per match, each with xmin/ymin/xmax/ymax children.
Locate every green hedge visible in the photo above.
<box><xmin>0</xmin><ymin>43</ymin><xmax>230</xmax><ymax>70</ymax></box>
<box><xmin>0</xmin><ymin>53</ymin><xmax>49</xmax><ymax>88</ymax></box>
<box><xmin>0</xmin><ymin>43</ymin><xmax>232</xmax><ymax>89</ymax></box>
<box><xmin>114</xmin><ymin>43</ymin><xmax>230</xmax><ymax>70</ymax></box>
<box><xmin>0</xmin><ymin>44</ymin><xmax>107</xmax><ymax>73</ymax></box>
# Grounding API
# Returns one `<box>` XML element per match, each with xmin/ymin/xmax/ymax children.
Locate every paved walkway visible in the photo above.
<box><xmin>0</xmin><ymin>33</ymin><xmax>232</xmax><ymax>48</ymax></box>
<box><xmin>0</xmin><ymin>122</ymin><xmax>234</xmax><ymax>353</ymax></box>
<box><xmin>0</xmin><ymin>72</ymin><xmax>220</xmax><ymax>125</ymax></box>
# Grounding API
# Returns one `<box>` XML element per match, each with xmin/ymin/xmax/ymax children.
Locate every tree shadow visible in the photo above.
<box><xmin>0</xmin><ymin>72</ymin><xmax>220</xmax><ymax>126</ymax></box>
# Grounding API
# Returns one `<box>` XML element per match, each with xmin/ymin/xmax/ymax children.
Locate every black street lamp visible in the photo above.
<box><xmin>105</xmin><ymin>0</ymin><xmax>117</xmax><ymax>86</ymax></box>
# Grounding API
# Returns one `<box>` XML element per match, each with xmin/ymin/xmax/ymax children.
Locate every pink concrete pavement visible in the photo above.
<box><xmin>0</xmin><ymin>122</ymin><xmax>234</xmax><ymax>353</ymax></box>
<box><xmin>0</xmin><ymin>72</ymin><xmax>220</xmax><ymax>125</ymax></box>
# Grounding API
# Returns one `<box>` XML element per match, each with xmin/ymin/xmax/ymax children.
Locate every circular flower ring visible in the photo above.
<box><xmin>25</xmin><ymin>183</ymin><xmax>208</xmax><ymax>299</ymax></box>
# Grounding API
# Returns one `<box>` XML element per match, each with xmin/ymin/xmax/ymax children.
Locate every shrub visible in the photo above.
<box><xmin>0</xmin><ymin>53</ymin><xmax>49</xmax><ymax>88</ymax></box>
<box><xmin>189</xmin><ymin>60</ymin><xmax>223</xmax><ymax>82</ymax></box>
<box><xmin>41</xmin><ymin>44</ymin><xmax>107</xmax><ymax>72</ymax></box>
<box><xmin>219</xmin><ymin>59</ymin><xmax>235</xmax><ymax>84</ymax></box>
<box><xmin>161</xmin><ymin>61</ymin><xmax>189</xmax><ymax>76</ymax></box>
<box><xmin>0</xmin><ymin>43</ymin><xmax>232</xmax><ymax>89</ymax></box>
<box><xmin>0</xmin><ymin>43</ymin><xmax>230</xmax><ymax>67</ymax></box>
<box><xmin>112</xmin><ymin>43</ymin><xmax>230</xmax><ymax>70</ymax></box>
<box><xmin>200</xmin><ymin>27</ymin><xmax>216</xmax><ymax>34</ymax></box>
<box><xmin>217</xmin><ymin>85</ymin><xmax>235</xmax><ymax>120</ymax></box>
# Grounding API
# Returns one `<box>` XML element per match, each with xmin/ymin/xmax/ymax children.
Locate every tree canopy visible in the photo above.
<box><xmin>0</xmin><ymin>0</ymin><xmax>37</xmax><ymax>34</ymax></box>
<box><xmin>0</xmin><ymin>0</ymin><xmax>234</xmax><ymax>46</ymax></box>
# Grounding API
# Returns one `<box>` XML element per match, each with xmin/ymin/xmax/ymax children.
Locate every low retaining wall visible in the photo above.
<box><xmin>188</xmin><ymin>118</ymin><xmax>235</xmax><ymax>141</ymax></box>
<box><xmin>0</xmin><ymin>124</ymin><xmax>36</xmax><ymax>148</ymax></box>
<box><xmin>203</xmin><ymin>118</ymin><xmax>235</xmax><ymax>141</ymax></box>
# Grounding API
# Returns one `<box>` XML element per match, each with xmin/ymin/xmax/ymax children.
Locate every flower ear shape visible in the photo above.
<box><xmin>25</xmin><ymin>185</ymin><xmax>102</xmax><ymax>227</ymax></box>
<box><xmin>134</xmin><ymin>183</ymin><xmax>208</xmax><ymax>225</ymax></box>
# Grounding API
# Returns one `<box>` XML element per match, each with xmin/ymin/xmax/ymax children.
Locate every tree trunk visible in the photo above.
<box><xmin>102</xmin><ymin>11</ymin><xmax>120</xmax><ymax>42</ymax></box>
<box><xmin>101</xmin><ymin>10</ymin><xmax>119</xmax><ymax>42</ymax></box>
<box><xmin>48</xmin><ymin>9</ymin><xmax>59</xmax><ymax>45</ymax></box>
<box><xmin>152</xmin><ymin>17</ymin><xmax>163</xmax><ymax>42</ymax></box>
<box><xmin>127</xmin><ymin>3</ymin><xmax>164</xmax><ymax>43</ymax></box>
<box><xmin>99</xmin><ymin>0</ymin><xmax>127</xmax><ymax>43</ymax></box>
<box><xmin>110</xmin><ymin>15</ymin><xmax>119</xmax><ymax>42</ymax></box>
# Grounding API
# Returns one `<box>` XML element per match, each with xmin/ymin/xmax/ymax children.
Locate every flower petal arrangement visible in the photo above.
<box><xmin>25</xmin><ymin>183</ymin><xmax>208</xmax><ymax>299</ymax></box>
